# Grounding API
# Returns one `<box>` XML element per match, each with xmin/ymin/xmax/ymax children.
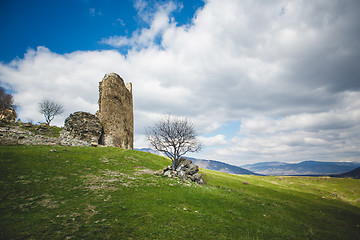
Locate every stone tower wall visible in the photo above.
<box><xmin>98</xmin><ymin>73</ymin><xmax>134</xmax><ymax>149</ymax></box>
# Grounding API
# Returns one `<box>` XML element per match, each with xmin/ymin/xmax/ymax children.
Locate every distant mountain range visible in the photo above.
<box><xmin>135</xmin><ymin>148</ymin><xmax>360</xmax><ymax>176</ymax></box>
<box><xmin>184</xmin><ymin>157</ymin><xmax>261</xmax><ymax>175</ymax></box>
<box><xmin>241</xmin><ymin>161</ymin><xmax>360</xmax><ymax>176</ymax></box>
<box><xmin>135</xmin><ymin>148</ymin><xmax>259</xmax><ymax>175</ymax></box>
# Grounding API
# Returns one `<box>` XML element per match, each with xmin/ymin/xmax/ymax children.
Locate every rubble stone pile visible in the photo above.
<box><xmin>59</xmin><ymin>111</ymin><xmax>103</xmax><ymax>147</ymax></box>
<box><xmin>158</xmin><ymin>158</ymin><xmax>204</xmax><ymax>184</ymax></box>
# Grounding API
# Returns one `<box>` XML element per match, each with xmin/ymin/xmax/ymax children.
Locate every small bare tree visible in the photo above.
<box><xmin>146</xmin><ymin>114</ymin><xmax>201</xmax><ymax>170</ymax></box>
<box><xmin>38</xmin><ymin>98</ymin><xmax>64</xmax><ymax>125</ymax></box>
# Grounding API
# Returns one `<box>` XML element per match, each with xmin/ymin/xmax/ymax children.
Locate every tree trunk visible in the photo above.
<box><xmin>172</xmin><ymin>158</ymin><xmax>177</xmax><ymax>170</ymax></box>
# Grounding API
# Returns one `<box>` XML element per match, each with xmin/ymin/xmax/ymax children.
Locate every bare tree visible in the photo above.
<box><xmin>38</xmin><ymin>98</ymin><xmax>64</xmax><ymax>125</ymax></box>
<box><xmin>146</xmin><ymin>114</ymin><xmax>201</xmax><ymax>170</ymax></box>
<box><xmin>0</xmin><ymin>87</ymin><xmax>15</xmax><ymax>110</ymax></box>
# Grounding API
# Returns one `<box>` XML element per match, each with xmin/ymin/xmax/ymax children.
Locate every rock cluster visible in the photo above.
<box><xmin>159</xmin><ymin>158</ymin><xmax>204</xmax><ymax>184</ymax></box>
<box><xmin>98</xmin><ymin>73</ymin><xmax>133</xmax><ymax>149</ymax></box>
<box><xmin>0</xmin><ymin>108</ymin><xmax>17</xmax><ymax>126</ymax></box>
<box><xmin>59</xmin><ymin>112</ymin><xmax>103</xmax><ymax>147</ymax></box>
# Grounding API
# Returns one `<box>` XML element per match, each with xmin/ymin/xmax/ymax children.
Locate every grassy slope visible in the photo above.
<box><xmin>0</xmin><ymin>146</ymin><xmax>359</xmax><ymax>240</ymax></box>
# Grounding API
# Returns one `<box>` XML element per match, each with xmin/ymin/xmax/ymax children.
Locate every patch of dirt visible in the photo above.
<box><xmin>81</xmin><ymin>170</ymin><xmax>141</xmax><ymax>190</ymax></box>
<box><xmin>101</xmin><ymin>170</ymin><xmax>129</xmax><ymax>178</ymax></box>
<box><xmin>82</xmin><ymin>174</ymin><xmax>118</xmax><ymax>191</ymax></box>
<box><xmin>54</xmin><ymin>176</ymin><xmax>67</xmax><ymax>180</ymax></box>
<box><xmin>84</xmin><ymin>204</ymin><xmax>98</xmax><ymax>220</ymax></box>
<box><xmin>37</xmin><ymin>198</ymin><xmax>58</xmax><ymax>209</ymax></box>
<box><xmin>135</xmin><ymin>167</ymin><xmax>156</xmax><ymax>175</ymax></box>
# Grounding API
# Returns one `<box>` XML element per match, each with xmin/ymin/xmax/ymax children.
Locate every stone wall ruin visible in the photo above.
<box><xmin>97</xmin><ymin>73</ymin><xmax>134</xmax><ymax>149</ymax></box>
<box><xmin>0</xmin><ymin>73</ymin><xmax>134</xmax><ymax>149</ymax></box>
<box><xmin>59</xmin><ymin>111</ymin><xmax>103</xmax><ymax>147</ymax></box>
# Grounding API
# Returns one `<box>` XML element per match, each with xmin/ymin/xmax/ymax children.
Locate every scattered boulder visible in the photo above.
<box><xmin>159</xmin><ymin>158</ymin><xmax>204</xmax><ymax>184</ymax></box>
<box><xmin>59</xmin><ymin>111</ymin><xmax>103</xmax><ymax>146</ymax></box>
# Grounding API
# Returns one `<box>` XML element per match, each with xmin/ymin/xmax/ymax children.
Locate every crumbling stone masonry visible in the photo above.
<box><xmin>59</xmin><ymin>111</ymin><xmax>103</xmax><ymax>147</ymax></box>
<box><xmin>97</xmin><ymin>73</ymin><xmax>134</xmax><ymax>149</ymax></box>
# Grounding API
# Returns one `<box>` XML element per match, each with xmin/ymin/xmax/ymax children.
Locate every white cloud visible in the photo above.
<box><xmin>211</xmin><ymin>91</ymin><xmax>360</xmax><ymax>165</ymax></box>
<box><xmin>115</xmin><ymin>18</ymin><xmax>126</xmax><ymax>27</ymax></box>
<box><xmin>1</xmin><ymin>0</ymin><xmax>360</xmax><ymax>165</ymax></box>
<box><xmin>3</xmin><ymin>47</ymin><xmax>133</xmax><ymax>120</ymax></box>
<box><xmin>89</xmin><ymin>8</ymin><xmax>101</xmax><ymax>16</ymax></box>
<box><xmin>101</xmin><ymin>2</ymin><xmax>178</xmax><ymax>49</ymax></box>
<box><xmin>89</xmin><ymin>8</ymin><xmax>95</xmax><ymax>16</ymax></box>
<box><xmin>198</xmin><ymin>134</ymin><xmax>227</xmax><ymax>146</ymax></box>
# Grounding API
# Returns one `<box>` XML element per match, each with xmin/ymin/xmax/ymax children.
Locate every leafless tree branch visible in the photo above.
<box><xmin>38</xmin><ymin>98</ymin><xmax>64</xmax><ymax>125</ymax></box>
<box><xmin>146</xmin><ymin>114</ymin><xmax>201</xmax><ymax>169</ymax></box>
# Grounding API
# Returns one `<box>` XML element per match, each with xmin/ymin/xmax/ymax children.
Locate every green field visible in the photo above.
<box><xmin>1</xmin><ymin>145</ymin><xmax>359</xmax><ymax>239</ymax></box>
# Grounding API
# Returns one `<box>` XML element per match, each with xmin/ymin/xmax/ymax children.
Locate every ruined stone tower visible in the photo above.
<box><xmin>97</xmin><ymin>73</ymin><xmax>133</xmax><ymax>149</ymax></box>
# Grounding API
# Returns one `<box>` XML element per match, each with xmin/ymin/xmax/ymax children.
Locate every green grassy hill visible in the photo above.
<box><xmin>1</xmin><ymin>145</ymin><xmax>359</xmax><ymax>239</ymax></box>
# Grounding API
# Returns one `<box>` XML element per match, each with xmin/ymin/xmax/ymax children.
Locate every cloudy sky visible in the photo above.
<box><xmin>1</xmin><ymin>0</ymin><xmax>359</xmax><ymax>165</ymax></box>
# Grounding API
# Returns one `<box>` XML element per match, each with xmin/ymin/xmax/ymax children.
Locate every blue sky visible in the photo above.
<box><xmin>0</xmin><ymin>0</ymin><xmax>203</xmax><ymax>61</ymax></box>
<box><xmin>1</xmin><ymin>0</ymin><xmax>360</xmax><ymax>165</ymax></box>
